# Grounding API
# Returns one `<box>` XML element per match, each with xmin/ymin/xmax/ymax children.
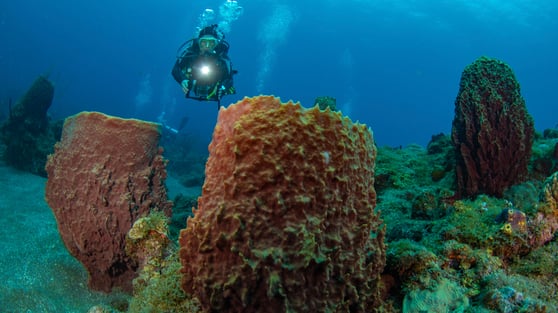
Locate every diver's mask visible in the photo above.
<box><xmin>199</xmin><ymin>35</ymin><xmax>218</xmax><ymax>52</ymax></box>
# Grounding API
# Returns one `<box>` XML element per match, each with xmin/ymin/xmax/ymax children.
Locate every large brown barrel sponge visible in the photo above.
<box><xmin>179</xmin><ymin>96</ymin><xmax>386</xmax><ymax>312</ymax></box>
<box><xmin>451</xmin><ymin>56</ymin><xmax>534</xmax><ymax>198</ymax></box>
<box><xmin>45</xmin><ymin>111</ymin><xmax>172</xmax><ymax>292</ymax></box>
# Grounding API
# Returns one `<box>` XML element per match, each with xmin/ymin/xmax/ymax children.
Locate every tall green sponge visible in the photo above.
<box><xmin>452</xmin><ymin>56</ymin><xmax>534</xmax><ymax>198</ymax></box>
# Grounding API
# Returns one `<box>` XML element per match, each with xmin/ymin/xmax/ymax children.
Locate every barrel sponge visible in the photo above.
<box><xmin>179</xmin><ymin>96</ymin><xmax>386</xmax><ymax>312</ymax></box>
<box><xmin>451</xmin><ymin>56</ymin><xmax>534</xmax><ymax>198</ymax></box>
<box><xmin>45</xmin><ymin>111</ymin><xmax>172</xmax><ymax>292</ymax></box>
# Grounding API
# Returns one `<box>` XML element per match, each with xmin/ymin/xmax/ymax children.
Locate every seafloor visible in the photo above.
<box><xmin>0</xmin><ymin>155</ymin><xmax>198</xmax><ymax>312</ymax></box>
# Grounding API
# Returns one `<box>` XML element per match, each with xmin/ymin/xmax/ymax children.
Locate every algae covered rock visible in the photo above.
<box><xmin>403</xmin><ymin>278</ymin><xmax>469</xmax><ymax>313</ymax></box>
<box><xmin>540</xmin><ymin>171</ymin><xmax>558</xmax><ymax>212</ymax></box>
<box><xmin>0</xmin><ymin>76</ymin><xmax>61</xmax><ymax>176</ymax></box>
<box><xmin>314</xmin><ymin>95</ymin><xmax>337</xmax><ymax>111</ymax></box>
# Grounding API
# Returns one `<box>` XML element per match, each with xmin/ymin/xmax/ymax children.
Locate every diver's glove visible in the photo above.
<box><xmin>220</xmin><ymin>86</ymin><xmax>235</xmax><ymax>97</ymax></box>
<box><xmin>217</xmin><ymin>85</ymin><xmax>227</xmax><ymax>99</ymax></box>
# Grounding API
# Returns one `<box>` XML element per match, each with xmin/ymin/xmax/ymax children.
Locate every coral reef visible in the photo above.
<box><xmin>480</xmin><ymin>273</ymin><xmax>551</xmax><ymax>313</ymax></box>
<box><xmin>314</xmin><ymin>96</ymin><xmax>337</xmax><ymax>111</ymax></box>
<box><xmin>125</xmin><ymin>211</ymin><xmax>201</xmax><ymax>313</ymax></box>
<box><xmin>69</xmin><ymin>123</ymin><xmax>558</xmax><ymax>312</ymax></box>
<box><xmin>540</xmin><ymin>171</ymin><xmax>558</xmax><ymax>212</ymax></box>
<box><xmin>528</xmin><ymin>135</ymin><xmax>558</xmax><ymax>180</ymax></box>
<box><xmin>125</xmin><ymin>211</ymin><xmax>172</xmax><ymax>289</ymax></box>
<box><xmin>0</xmin><ymin>76</ymin><xmax>62</xmax><ymax>176</ymax></box>
<box><xmin>179</xmin><ymin>96</ymin><xmax>386</xmax><ymax>312</ymax></box>
<box><xmin>451</xmin><ymin>56</ymin><xmax>534</xmax><ymax>198</ymax></box>
<box><xmin>127</xmin><ymin>254</ymin><xmax>201</xmax><ymax>313</ymax></box>
<box><xmin>376</xmin><ymin>137</ymin><xmax>558</xmax><ymax>312</ymax></box>
<box><xmin>403</xmin><ymin>278</ymin><xmax>469</xmax><ymax>313</ymax></box>
<box><xmin>542</xmin><ymin>128</ymin><xmax>558</xmax><ymax>139</ymax></box>
<box><xmin>45</xmin><ymin>112</ymin><xmax>172</xmax><ymax>293</ymax></box>
<box><xmin>526</xmin><ymin>171</ymin><xmax>558</xmax><ymax>248</ymax></box>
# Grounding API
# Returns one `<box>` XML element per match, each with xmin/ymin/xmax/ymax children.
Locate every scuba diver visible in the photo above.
<box><xmin>172</xmin><ymin>24</ymin><xmax>237</xmax><ymax>108</ymax></box>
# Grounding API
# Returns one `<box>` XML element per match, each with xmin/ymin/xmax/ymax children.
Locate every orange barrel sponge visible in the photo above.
<box><xmin>45</xmin><ymin>112</ymin><xmax>172</xmax><ymax>293</ymax></box>
<box><xmin>179</xmin><ymin>96</ymin><xmax>386</xmax><ymax>312</ymax></box>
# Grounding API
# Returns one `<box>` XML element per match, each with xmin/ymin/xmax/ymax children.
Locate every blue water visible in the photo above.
<box><xmin>1</xmin><ymin>0</ymin><xmax>556</xmax><ymax>147</ymax></box>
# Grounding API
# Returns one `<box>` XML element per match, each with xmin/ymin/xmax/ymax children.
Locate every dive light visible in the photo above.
<box><xmin>200</xmin><ymin>64</ymin><xmax>211</xmax><ymax>76</ymax></box>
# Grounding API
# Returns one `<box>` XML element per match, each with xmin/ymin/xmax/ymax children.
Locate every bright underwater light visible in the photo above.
<box><xmin>200</xmin><ymin>64</ymin><xmax>211</xmax><ymax>75</ymax></box>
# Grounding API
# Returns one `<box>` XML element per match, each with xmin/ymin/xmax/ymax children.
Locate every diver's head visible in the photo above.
<box><xmin>199</xmin><ymin>35</ymin><xmax>218</xmax><ymax>53</ymax></box>
<box><xmin>198</xmin><ymin>24</ymin><xmax>222</xmax><ymax>53</ymax></box>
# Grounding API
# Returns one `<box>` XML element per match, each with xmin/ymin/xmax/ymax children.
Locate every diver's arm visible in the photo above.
<box><xmin>219</xmin><ymin>57</ymin><xmax>235</xmax><ymax>93</ymax></box>
<box><xmin>172</xmin><ymin>57</ymin><xmax>193</xmax><ymax>95</ymax></box>
<box><xmin>171</xmin><ymin>59</ymin><xmax>186</xmax><ymax>84</ymax></box>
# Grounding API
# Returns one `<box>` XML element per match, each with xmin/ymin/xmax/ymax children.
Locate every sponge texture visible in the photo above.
<box><xmin>179</xmin><ymin>96</ymin><xmax>385</xmax><ymax>312</ymax></box>
<box><xmin>45</xmin><ymin>111</ymin><xmax>172</xmax><ymax>292</ymax></box>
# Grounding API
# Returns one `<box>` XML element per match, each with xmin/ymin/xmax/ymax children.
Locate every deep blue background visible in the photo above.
<box><xmin>1</xmin><ymin>0</ymin><xmax>556</xmax><ymax>148</ymax></box>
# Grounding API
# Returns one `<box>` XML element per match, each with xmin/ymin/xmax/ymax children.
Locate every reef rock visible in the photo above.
<box><xmin>45</xmin><ymin>112</ymin><xmax>172</xmax><ymax>292</ymax></box>
<box><xmin>451</xmin><ymin>56</ymin><xmax>534</xmax><ymax>198</ymax></box>
<box><xmin>314</xmin><ymin>96</ymin><xmax>337</xmax><ymax>111</ymax></box>
<box><xmin>527</xmin><ymin>171</ymin><xmax>558</xmax><ymax>248</ymax></box>
<box><xmin>0</xmin><ymin>76</ymin><xmax>61</xmax><ymax>176</ymax></box>
<box><xmin>179</xmin><ymin>96</ymin><xmax>386</xmax><ymax>312</ymax></box>
<box><xmin>541</xmin><ymin>171</ymin><xmax>558</xmax><ymax>212</ymax></box>
<box><xmin>403</xmin><ymin>278</ymin><xmax>469</xmax><ymax>313</ymax></box>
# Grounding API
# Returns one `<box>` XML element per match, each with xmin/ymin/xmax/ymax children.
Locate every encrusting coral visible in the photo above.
<box><xmin>124</xmin><ymin>212</ymin><xmax>202</xmax><ymax>313</ymax></box>
<box><xmin>125</xmin><ymin>211</ymin><xmax>172</xmax><ymax>289</ymax></box>
<box><xmin>179</xmin><ymin>96</ymin><xmax>387</xmax><ymax>312</ymax></box>
<box><xmin>540</xmin><ymin>171</ymin><xmax>558</xmax><ymax>213</ymax></box>
<box><xmin>526</xmin><ymin>171</ymin><xmax>558</xmax><ymax>248</ymax></box>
